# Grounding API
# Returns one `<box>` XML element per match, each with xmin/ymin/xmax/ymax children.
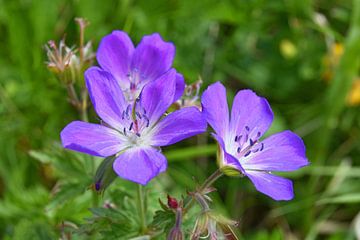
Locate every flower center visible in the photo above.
<box><xmin>120</xmin><ymin>99</ymin><xmax>151</xmax><ymax>145</ymax></box>
<box><xmin>234</xmin><ymin>125</ymin><xmax>264</xmax><ymax>159</ymax></box>
<box><xmin>124</xmin><ymin>68</ymin><xmax>148</xmax><ymax>102</ymax></box>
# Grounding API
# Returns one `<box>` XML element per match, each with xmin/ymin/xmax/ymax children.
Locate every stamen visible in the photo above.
<box><xmin>249</xmin><ymin>138</ymin><xmax>255</xmax><ymax>146</ymax></box>
<box><xmin>257</xmin><ymin>131</ymin><xmax>261</xmax><ymax>138</ymax></box>
<box><xmin>130</xmin><ymin>82</ymin><xmax>136</xmax><ymax>91</ymax></box>
<box><xmin>129</xmin><ymin>122</ymin><xmax>133</xmax><ymax>131</ymax></box>
<box><xmin>244</xmin><ymin>151</ymin><xmax>251</xmax><ymax>157</ymax></box>
<box><xmin>135</xmin><ymin>111</ymin><xmax>142</xmax><ymax>119</ymax></box>
<box><xmin>237</xmin><ymin>147</ymin><xmax>241</xmax><ymax>153</ymax></box>
<box><xmin>123</xmin><ymin>127</ymin><xmax>127</xmax><ymax>136</ymax></box>
<box><xmin>143</xmin><ymin>115</ymin><xmax>150</xmax><ymax>127</ymax></box>
<box><xmin>234</xmin><ymin>136</ymin><xmax>238</xmax><ymax>142</ymax></box>
<box><xmin>245</xmin><ymin>126</ymin><xmax>250</xmax><ymax>131</ymax></box>
<box><xmin>259</xmin><ymin>143</ymin><xmax>264</xmax><ymax>151</ymax></box>
<box><xmin>252</xmin><ymin>148</ymin><xmax>259</xmax><ymax>153</ymax></box>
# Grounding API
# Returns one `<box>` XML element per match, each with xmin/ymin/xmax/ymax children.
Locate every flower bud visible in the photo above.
<box><xmin>167</xmin><ymin>195</ymin><xmax>179</xmax><ymax>209</ymax></box>
<box><xmin>92</xmin><ymin>156</ymin><xmax>117</xmax><ymax>194</ymax></box>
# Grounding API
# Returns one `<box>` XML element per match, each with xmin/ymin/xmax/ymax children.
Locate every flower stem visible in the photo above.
<box><xmin>80</xmin><ymin>88</ymin><xmax>88</xmax><ymax>122</ymax></box>
<box><xmin>199</xmin><ymin>168</ymin><xmax>224</xmax><ymax>192</ymax></box>
<box><xmin>183</xmin><ymin>169</ymin><xmax>224</xmax><ymax>212</ymax></box>
<box><xmin>137</xmin><ymin>184</ymin><xmax>147</xmax><ymax>233</ymax></box>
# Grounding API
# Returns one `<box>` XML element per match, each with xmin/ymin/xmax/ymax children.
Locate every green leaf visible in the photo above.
<box><xmin>318</xmin><ymin>193</ymin><xmax>360</xmax><ymax>204</ymax></box>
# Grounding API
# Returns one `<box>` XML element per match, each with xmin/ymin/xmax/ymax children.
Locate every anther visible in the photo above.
<box><xmin>257</xmin><ymin>131</ymin><xmax>261</xmax><ymax>138</ymax></box>
<box><xmin>135</xmin><ymin>111</ymin><xmax>142</xmax><ymax>119</ymax></box>
<box><xmin>143</xmin><ymin>115</ymin><xmax>150</xmax><ymax>127</ymax></box>
<box><xmin>244</xmin><ymin>151</ymin><xmax>251</xmax><ymax>157</ymax></box>
<box><xmin>245</xmin><ymin>126</ymin><xmax>250</xmax><ymax>131</ymax></box>
<box><xmin>129</xmin><ymin>122</ymin><xmax>133</xmax><ymax>131</ymax></box>
<box><xmin>130</xmin><ymin>82</ymin><xmax>136</xmax><ymax>90</ymax></box>
<box><xmin>259</xmin><ymin>143</ymin><xmax>264</xmax><ymax>151</ymax></box>
<box><xmin>123</xmin><ymin>127</ymin><xmax>127</xmax><ymax>136</ymax></box>
<box><xmin>126</xmin><ymin>104</ymin><xmax>131</xmax><ymax>115</ymax></box>
<box><xmin>237</xmin><ymin>147</ymin><xmax>241</xmax><ymax>153</ymax></box>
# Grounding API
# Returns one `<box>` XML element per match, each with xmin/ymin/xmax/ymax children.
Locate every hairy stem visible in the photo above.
<box><xmin>183</xmin><ymin>169</ymin><xmax>224</xmax><ymax>212</ymax></box>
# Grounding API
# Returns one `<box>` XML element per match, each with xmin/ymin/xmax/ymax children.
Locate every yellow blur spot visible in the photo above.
<box><xmin>322</xmin><ymin>42</ymin><xmax>344</xmax><ymax>82</ymax></box>
<box><xmin>347</xmin><ymin>78</ymin><xmax>360</xmax><ymax>106</ymax></box>
<box><xmin>332</xmin><ymin>43</ymin><xmax>344</xmax><ymax>58</ymax></box>
<box><xmin>280</xmin><ymin>39</ymin><xmax>298</xmax><ymax>59</ymax></box>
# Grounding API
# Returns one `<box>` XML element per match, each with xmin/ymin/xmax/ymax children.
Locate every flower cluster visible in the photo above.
<box><xmin>61</xmin><ymin>31</ymin><xmax>206</xmax><ymax>185</ymax></box>
<box><xmin>60</xmin><ymin>30</ymin><xmax>308</xmax><ymax>199</ymax></box>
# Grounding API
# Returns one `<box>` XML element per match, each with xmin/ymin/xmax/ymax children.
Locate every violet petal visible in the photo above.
<box><xmin>113</xmin><ymin>147</ymin><xmax>167</xmax><ymax>185</ymax></box>
<box><xmin>174</xmin><ymin>73</ymin><xmax>185</xmax><ymax>102</ymax></box>
<box><xmin>243</xmin><ymin>130</ymin><xmax>309</xmax><ymax>172</ymax></box>
<box><xmin>97</xmin><ymin>30</ymin><xmax>134</xmax><ymax>88</ymax></box>
<box><xmin>230</xmin><ymin>89</ymin><xmax>273</xmax><ymax>142</ymax></box>
<box><xmin>61</xmin><ymin>121</ymin><xmax>126</xmax><ymax>157</ymax></box>
<box><xmin>85</xmin><ymin>67</ymin><xmax>128</xmax><ymax>130</ymax></box>
<box><xmin>131</xmin><ymin>33</ymin><xmax>175</xmax><ymax>84</ymax></box>
<box><xmin>139</xmin><ymin>69</ymin><xmax>176</xmax><ymax>125</ymax></box>
<box><xmin>246</xmin><ymin>171</ymin><xmax>294</xmax><ymax>201</ymax></box>
<box><xmin>150</xmin><ymin>106</ymin><xmax>206</xmax><ymax>146</ymax></box>
<box><xmin>201</xmin><ymin>82</ymin><xmax>229</xmax><ymax>138</ymax></box>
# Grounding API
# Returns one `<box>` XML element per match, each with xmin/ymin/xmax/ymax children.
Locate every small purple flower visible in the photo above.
<box><xmin>61</xmin><ymin>68</ymin><xmax>206</xmax><ymax>185</ymax></box>
<box><xmin>96</xmin><ymin>31</ymin><xmax>184</xmax><ymax>102</ymax></box>
<box><xmin>201</xmin><ymin>82</ymin><xmax>309</xmax><ymax>200</ymax></box>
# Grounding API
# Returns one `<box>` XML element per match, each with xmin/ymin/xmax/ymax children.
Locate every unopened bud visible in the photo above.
<box><xmin>92</xmin><ymin>156</ymin><xmax>117</xmax><ymax>194</ymax></box>
<box><xmin>167</xmin><ymin>195</ymin><xmax>179</xmax><ymax>209</ymax></box>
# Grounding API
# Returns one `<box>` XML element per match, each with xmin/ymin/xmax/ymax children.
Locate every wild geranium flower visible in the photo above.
<box><xmin>201</xmin><ymin>82</ymin><xmax>309</xmax><ymax>200</ymax></box>
<box><xmin>96</xmin><ymin>30</ymin><xmax>184</xmax><ymax>102</ymax></box>
<box><xmin>61</xmin><ymin>68</ymin><xmax>206</xmax><ymax>185</ymax></box>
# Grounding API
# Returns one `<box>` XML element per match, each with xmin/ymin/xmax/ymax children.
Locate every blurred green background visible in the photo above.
<box><xmin>1</xmin><ymin>0</ymin><xmax>360</xmax><ymax>239</ymax></box>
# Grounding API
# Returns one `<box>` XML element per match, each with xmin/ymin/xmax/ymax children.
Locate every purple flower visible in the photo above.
<box><xmin>96</xmin><ymin>31</ymin><xmax>184</xmax><ymax>102</ymax></box>
<box><xmin>201</xmin><ymin>82</ymin><xmax>309</xmax><ymax>200</ymax></box>
<box><xmin>61</xmin><ymin>68</ymin><xmax>206</xmax><ymax>185</ymax></box>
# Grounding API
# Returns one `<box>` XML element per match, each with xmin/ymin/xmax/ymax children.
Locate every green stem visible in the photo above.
<box><xmin>66</xmin><ymin>84</ymin><xmax>79</xmax><ymax>107</ymax></box>
<box><xmin>80</xmin><ymin>88</ymin><xmax>88</xmax><ymax>122</ymax></box>
<box><xmin>183</xmin><ymin>169</ymin><xmax>224</xmax><ymax>212</ymax></box>
<box><xmin>137</xmin><ymin>184</ymin><xmax>147</xmax><ymax>233</ymax></box>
